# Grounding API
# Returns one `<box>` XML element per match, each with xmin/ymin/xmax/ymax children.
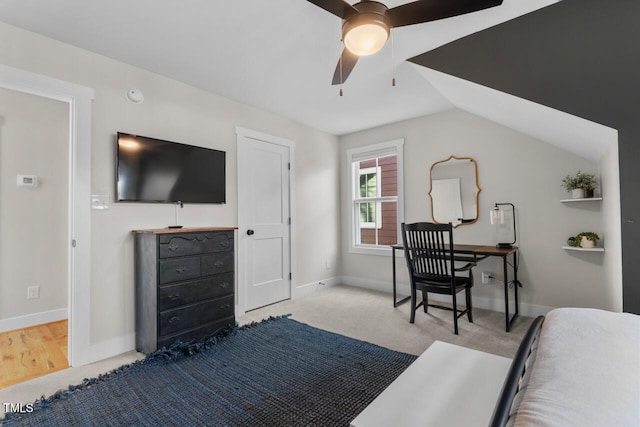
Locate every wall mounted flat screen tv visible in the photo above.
<box><xmin>116</xmin><ymin>132</ymin><xmax>226</xmax><ymax>204</ymax></box>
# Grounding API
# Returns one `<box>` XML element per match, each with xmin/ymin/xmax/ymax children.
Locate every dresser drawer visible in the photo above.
<box><xmin>158</xmin><ymin>272</ymin><xmax>234</xmax><ymax>311</ymax></box>
<box><xmin>159</xmin><ymin>256</ymin><xmax>201</xmax><ymax>284</ymax></box>
<box><xmin>201</xmin><ymin>252</ymin><xmax>234</xmax><ymax>276</ymax></box>
<box><xmin>201</xmin><ymin>231</ymin><xmax>234</xmax><ymax>253</ymax></box>
<box><xmin>159</xmin><ymin>231</ymin><xmax>234</xmax><ymax>259</ymax></box>
<box><xmin>157</xmin><ymin>315</ymin><xmax>234</xmax><ymax>349</ymax></box>
<box><xmin>159</xmin><ymin>233</ymin><xmax>205</xmax><ymax>258</ymax></box>
<box><xmin>158</xmin><ymin>295</ymin><xmax>235</xmax><ymax>336</ymax></box>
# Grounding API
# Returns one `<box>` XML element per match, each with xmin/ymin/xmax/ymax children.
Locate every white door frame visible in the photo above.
<box><xmin>236</xmin><ymin>126</ymin><xmax>296</xmax><ymax>315</ymax></box>
<box><xmin>0</xmin><ymin>64</ymin><xmax>93</xmax><ymax>367</ymax></box>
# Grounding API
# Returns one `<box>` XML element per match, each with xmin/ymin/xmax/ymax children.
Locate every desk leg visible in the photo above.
<box><xmin>513</xmin><ymin>252</ymin><xmax>520</xmax><ymax>319</ymax></box>
<box><xmin>504</xmin><ymin>252</ymin><xmax>520</xmax><ymax>332</ymax></box>
<box><xmin>392</xmin><ymin>246</ymin><xmax>398</xmax><ymax>307</ymax></box>
<box><xmin>503</xmin><ymin>255</ymin><xmax>510</xmax><ymax>332</ymax></box>
<box><xmin>392</xmin><ymin>246</ymin><xmax>410</xmax><ymax>307</ymax></box>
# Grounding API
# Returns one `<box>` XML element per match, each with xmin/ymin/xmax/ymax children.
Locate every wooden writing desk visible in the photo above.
<box><xmin>391</xmin><ymin>244</ymin><xmax>520</xmax><ymax>332</ymax></box>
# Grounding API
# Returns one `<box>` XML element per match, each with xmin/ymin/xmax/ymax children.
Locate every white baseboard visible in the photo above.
<box><xmin>340</xmin><ymin>276</ymin><xmax>554</xmax><ymax>318</ymax></box>
<box><xmin>0</xmin><ymin>308</ymin><xmax>67</xmax><ymax>333</ymax></box>
<box><xmin>234</xmin><ymin>277</ymin><xmax>340</xmax><ymax>317</ymax></box>
<box><xmin>292</xmin><ymin>276</ymin><xmax>340</xmax><ymax>299</ymax></box>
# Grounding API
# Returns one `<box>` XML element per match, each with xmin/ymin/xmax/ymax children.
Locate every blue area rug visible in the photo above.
<box><xmin>2</xmin><ymin>317</ymin><xmax>416</xmax><ymax>426</ymax></box>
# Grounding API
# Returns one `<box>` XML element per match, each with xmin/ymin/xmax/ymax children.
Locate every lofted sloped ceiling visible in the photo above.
<box><xmin>410</xmin><ymin>0</ymin><xmax>640</xmax><ymax>131</ymax></box>
<box><xmin>409</xmin><ymin>0</ymin><xmax>640</xmax><ymax>313</ymax></box>
<box><xmin>0</xmin><ymin>0</ymin><xmax>556</xmax><ymax>136</ymax></box>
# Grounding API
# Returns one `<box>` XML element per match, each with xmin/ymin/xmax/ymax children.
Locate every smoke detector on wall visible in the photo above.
<box><xmin>125</xmin><ymin>88</ymin><xmax>144</xmax><ymax>104</ymax></box>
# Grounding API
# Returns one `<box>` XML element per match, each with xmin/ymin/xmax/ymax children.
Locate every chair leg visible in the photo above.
<box><xmin>452</xmin><ymin>292</ymin><xmax>459</xmax><ymax>335</ymax></box>
<box><xmin>422</xmin><ymin>291</ymin><xmax>428</xmax><ymax>313</ymax></box>
<box><xmin>467</xmin><ymin>271</ymin><xmax>474</xmax><ymax>323</ymax></box>
<box><xmin>410</xmin><ymin>283</ymin><xmax>417</xmax><ymax>324</ymax></box>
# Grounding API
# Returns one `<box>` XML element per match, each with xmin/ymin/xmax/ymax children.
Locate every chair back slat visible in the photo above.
<box><xmin>401</xmin><ymin>222</ymin><xmax>455</xmax><ymax>279</ymax></box>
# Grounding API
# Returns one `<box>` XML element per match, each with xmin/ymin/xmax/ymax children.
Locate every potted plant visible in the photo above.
<box><xmin>561</xmin><ymin>171</ymin><xmax>597</xmax><ymax>198</ymax></box>
<box><xmin>583</xmin><ymin>184</ymin><xmax>595</xmax><ymax>198</ymax></box>
<box><xmin>574</xmin><ymin>231</ymin><xmax>600</xmax><ymax>248</ymax></box>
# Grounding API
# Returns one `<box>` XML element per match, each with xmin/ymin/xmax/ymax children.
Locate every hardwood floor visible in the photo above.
<box><xmin>0</xmin><ymin>320</ymin><xmax>69</xmax><ymax>388</ymax></box>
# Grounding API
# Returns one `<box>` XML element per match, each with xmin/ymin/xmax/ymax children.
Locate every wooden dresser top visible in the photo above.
<box><xmin>133</xmin><ymin>227</ymin><xmax>237</xmax><ymax>235</ymax></box>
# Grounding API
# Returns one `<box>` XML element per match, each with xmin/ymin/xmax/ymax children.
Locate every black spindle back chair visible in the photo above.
<box><xmin>401</xmin><ymin>222</ymin><xmax>475</xmax><ymax>334</ymax></box>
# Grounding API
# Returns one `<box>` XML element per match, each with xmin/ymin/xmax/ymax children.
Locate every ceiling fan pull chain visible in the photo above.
<box><xmin>310</xmin><ymin>0</ymin><xmax>505</xmax><ymax>85</ymax></box>
<box><xmin>339</xmin><ymin>43</ymin><xmax>344</xmax><ymax>96</ymax></box>
<box><xmin>391</xmin><ymin>28</ymin><xmax>396</xmax><ymax>87</ymax></box>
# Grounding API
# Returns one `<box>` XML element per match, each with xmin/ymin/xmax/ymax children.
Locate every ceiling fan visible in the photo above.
<box><xmin>306</xmin><ymin>0</ymin><xmax>504</xmax><ymax>85</ymax></box>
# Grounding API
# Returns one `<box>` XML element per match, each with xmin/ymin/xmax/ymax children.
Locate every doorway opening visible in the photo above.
<box><xmin>0</xmin><ymin>64</ymin><xmax>93</xmax><ymax>370</ymax></box>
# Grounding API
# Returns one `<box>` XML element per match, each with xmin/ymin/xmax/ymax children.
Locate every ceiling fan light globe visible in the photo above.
<box><xmin>344</xmin><ymin>23</ymin><xmax>389</xmax><ymax>56</ymax></box>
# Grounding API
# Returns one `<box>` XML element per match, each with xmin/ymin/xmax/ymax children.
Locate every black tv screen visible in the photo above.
<box><xmin>116</xmin><ymin>132</ymin><xmax>226</xmax><ymax>204</ymax></box>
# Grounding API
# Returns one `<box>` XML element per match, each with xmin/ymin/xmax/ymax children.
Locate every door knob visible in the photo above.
<box><xmin>247</xmin><ymin>229</ymin><xmax>255</xmax><ymax>236</ymax></box>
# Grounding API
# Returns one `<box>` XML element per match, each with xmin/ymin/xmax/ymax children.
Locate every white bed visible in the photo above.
<box><xmin>495</xmin><ymin>308</ymin><xmax>640</xmax><ymax>426</ymax></box>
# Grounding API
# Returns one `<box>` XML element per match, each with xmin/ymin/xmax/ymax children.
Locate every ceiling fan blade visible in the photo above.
<box><xmin>306</xmin><ymin>0</ymin><xmax>359</xmax><ymax>19</ymax></box>
<box><xmin>332</xmin><ymin>48</ymin><xmax>359</xmax><ymax>85</ymax></box>
<box><xmin>388</xmin><ymin>0</ymin><xmax>503</xmax><ymax>28</ymax></box>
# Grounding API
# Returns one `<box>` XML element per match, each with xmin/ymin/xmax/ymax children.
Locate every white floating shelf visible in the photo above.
<box><xmin>560</xmin><ymin>197</ymin><xmax>603</xmax><ymax>203</ymax></box>
<box><xmin>562</xmin><ymin>246</ymin><xmax>605</xmax><ymax>252</ymax></box>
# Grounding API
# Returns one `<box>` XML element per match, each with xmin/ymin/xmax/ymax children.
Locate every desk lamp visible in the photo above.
<box><xmin>490</xmin><ymin>203</ymin><xmax>516</xmax><ymax>249</ymax></box>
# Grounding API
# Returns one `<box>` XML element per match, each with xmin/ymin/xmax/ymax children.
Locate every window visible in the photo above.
<box><xmin>358</xmin><ymin>166</ymin><xmax>381</xmax><ymax>228</ymax></box>
<box><xmin>347</xmin><ymin>139</ymin><xmax>404</xmax><ymax>255</ymax></box>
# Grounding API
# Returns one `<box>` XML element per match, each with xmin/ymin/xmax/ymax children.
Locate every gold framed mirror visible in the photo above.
<box><xmin>428</xmin><ymin>156</ymin><xmax>481</xmax><ymax>227</ymax></box>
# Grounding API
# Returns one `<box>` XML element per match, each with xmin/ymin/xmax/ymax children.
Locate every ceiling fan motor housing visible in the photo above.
<box><xmin>342</xmin><ymin>1</ymin><xmax>391</xmax><ymax>56</ymax></box>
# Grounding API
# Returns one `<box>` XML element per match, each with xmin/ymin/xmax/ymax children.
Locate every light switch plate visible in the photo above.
<box><xmin>91</xmin><ymin>194</ymin><xmax>110</xmax><ymax>210</ymax></box>
<box><xmin>17</xmin><ymin>174</ymin><xmax>38</xmax><ymax>187</ymax></box>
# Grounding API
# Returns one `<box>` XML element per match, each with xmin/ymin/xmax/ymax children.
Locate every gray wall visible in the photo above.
<box><xmin>0</xmin><ymin>88</ymin><xmax>68</xmax><ymax>320</ymax></box>
<box><xmin>411</xmin><ymin>0</ymin><xmax>640</xmax><ymax>313</ymax></box>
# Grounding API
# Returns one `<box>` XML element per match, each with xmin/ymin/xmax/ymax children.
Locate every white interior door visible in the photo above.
<box><xmin>237</xmin><ymin>128</ymin><xmax>292</xmax><ymax>312</ymax></box>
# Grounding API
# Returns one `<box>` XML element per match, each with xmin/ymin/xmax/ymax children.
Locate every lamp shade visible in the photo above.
<box><xmin>341</xmin><ymin>4</ymin><xmax>391</xmax><ymax>57</ymax></box>
<box><xmin>490</xmin><ymin>203</ymin><xmax>517</xmax><ymax>248</ymax></box>
<box><xmin>344</xmin><ymin>23</ymin><xmax>389</xmax><ymax>56</ymax></box>
<box><xmin>490</xmin><ymin>207</ymin><xmax>504</xmax><ymax>225</ymax></box>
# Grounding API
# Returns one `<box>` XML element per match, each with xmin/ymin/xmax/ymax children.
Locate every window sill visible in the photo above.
<box><xmin>349</xmin><ymin>245</ymin><xmax>393</xmax><ymax>256</ymax></box>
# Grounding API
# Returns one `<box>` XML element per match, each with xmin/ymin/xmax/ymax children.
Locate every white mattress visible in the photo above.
<box><xmin>509</xmin><ymin>307</ymin><xmax>640</xmax><ymax>427</ymax></box>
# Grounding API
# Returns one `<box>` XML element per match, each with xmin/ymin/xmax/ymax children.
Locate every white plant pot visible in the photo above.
<box><xmin>572</xmin><ymin>188</ymin><xmax>585</xmax><ymax>199</ymax></box>
<box><xmin>581</xmin><ymin>237</ymin><xmax>595</xmax><ymax>248</ymax></box>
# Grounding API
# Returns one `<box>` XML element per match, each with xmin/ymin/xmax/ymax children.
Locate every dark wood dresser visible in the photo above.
<box><xmin>133</xmin><ymin>227</ymin><xmax>236</xmax><ymax>353</ymax></box>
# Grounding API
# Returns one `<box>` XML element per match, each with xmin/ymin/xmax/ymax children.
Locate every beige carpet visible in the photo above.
<box><xmin>1</xmin><ymin>285</ymin><xmax>531</xmax><ymax>418</ymax></box>
<box><xmin>239</xmin><ymin>285</ymin><xmax>532</xmax><ymax>358</ymax></box>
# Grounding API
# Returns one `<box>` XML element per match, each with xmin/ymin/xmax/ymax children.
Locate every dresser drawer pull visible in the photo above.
<box><xmin>214</xmin><ymin>260</ymin><xmax>224</xmax><ymax>269</ymax></box>
<box><xmin>175</xmin><ymin>266</ymin><xmax>187</xmax><ymax>274</ymax></box>
<box><xmin>219</xmin><ymin>239</ymin><xmax>230</xmax><ymax>247</ymax></box>
<box><xmin>169</xmin><ymin>295</ymin><xmax>180</xmax><ymax>301</ymax></box>
<box><xmin>220</xmin><ymin>304</ymin><xmax>232</xmax><ymax>310</ymax></box>
<box><xmin>219</xmin><ymin>282</ymin><xmax>229</xmax><ymax>289</ymax></box>
<box><xmin>169</xmin><ymin>316</ymin><xmax>180</xmax><ymax>324</ymax></box>
<box><xmin>168</xmin><ymin>243</ymin><xmax>180</xmax><ymax>252</ymax></box>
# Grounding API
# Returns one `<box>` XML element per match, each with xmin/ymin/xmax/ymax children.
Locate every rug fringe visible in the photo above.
<box><xmin>1</xmin><ymin>314</ymin><xmax>292</xmax><ymax>423</ymax></box>
<box><xmin>142</xmin><ymin>314</ymin><xmax>291</xmax><ymax>363</ymax></box>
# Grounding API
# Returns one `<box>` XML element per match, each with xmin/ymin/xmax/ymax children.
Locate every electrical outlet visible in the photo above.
<box><xmin>27</xmin><ymin>286</ymin><xmax>40</xmax><ymax>299</ymax></box>
<box><xmin>481</xmin><ymin>272</ymin><xmax>491</xmax><ymax>284</ymax></box>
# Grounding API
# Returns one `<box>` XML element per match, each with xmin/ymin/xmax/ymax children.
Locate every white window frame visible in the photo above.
<box><xmin>346</xmin><ymin>139</ymin><xmax>404</xmax><ymax>256</ymax></box>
